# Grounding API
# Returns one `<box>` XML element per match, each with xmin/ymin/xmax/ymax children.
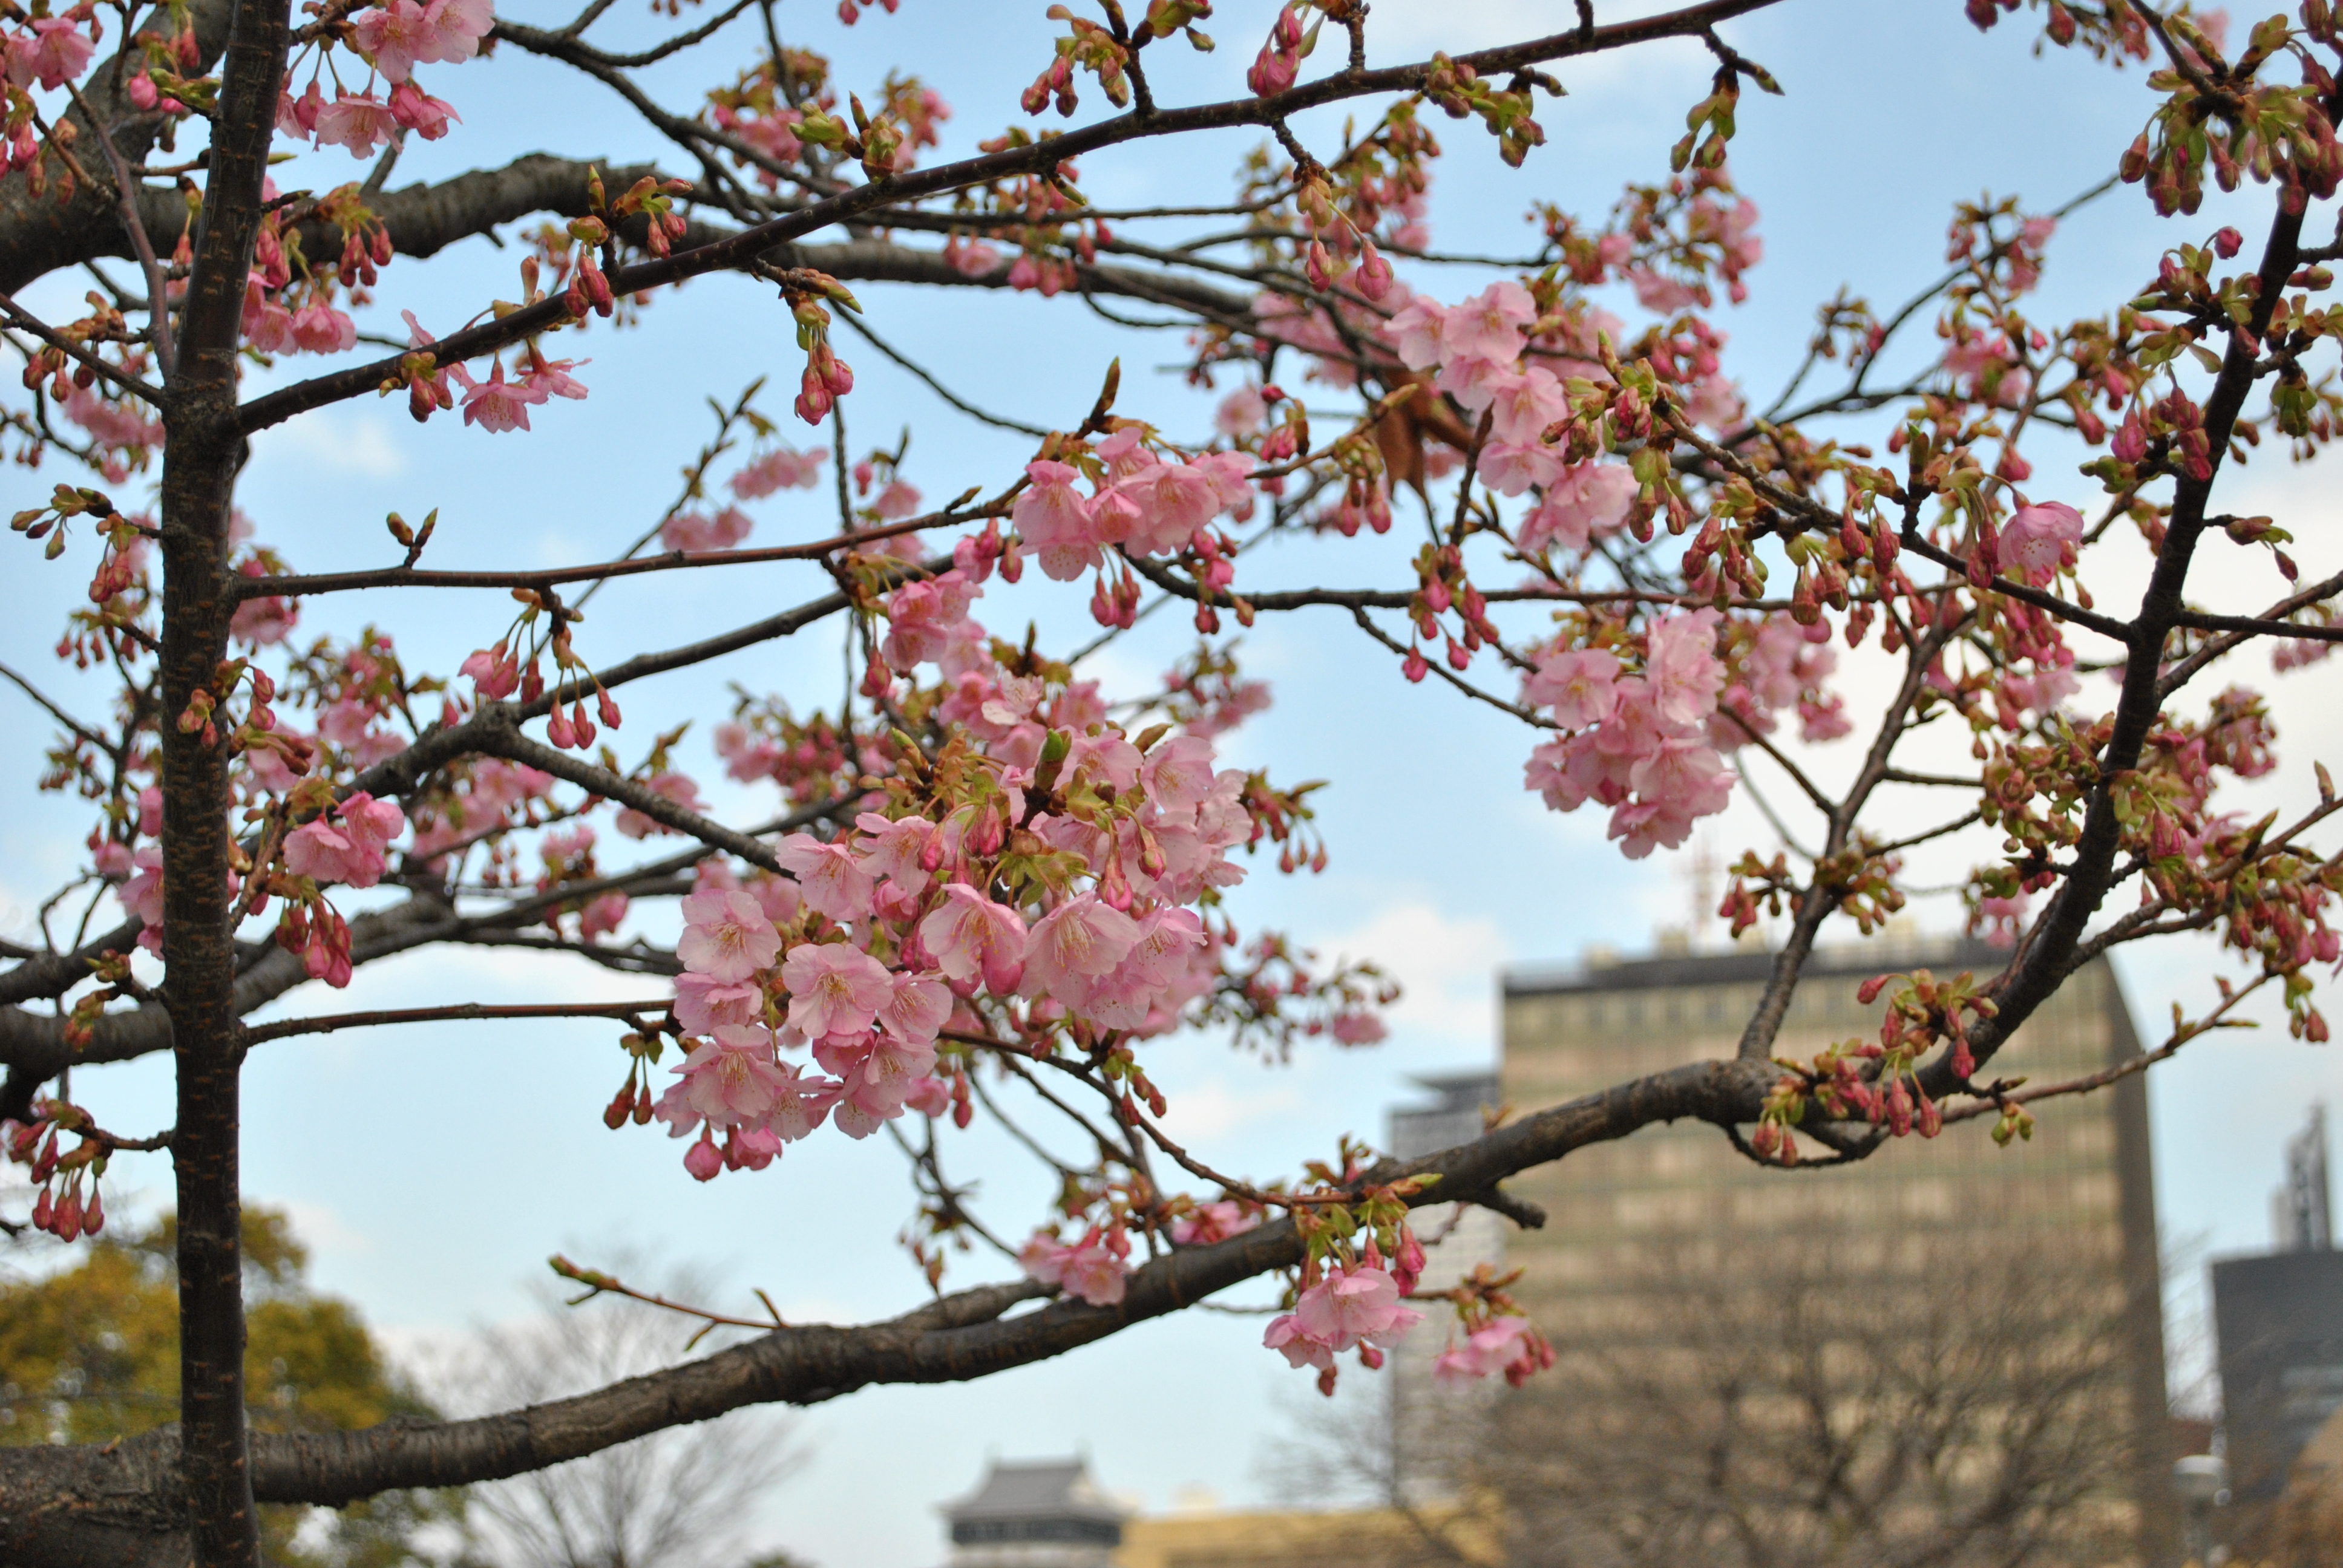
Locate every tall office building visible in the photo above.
<box><xmin>1392</xmin><ymin>934</ymin><xmax>2172</xmax><ymax>1562</ymax></box>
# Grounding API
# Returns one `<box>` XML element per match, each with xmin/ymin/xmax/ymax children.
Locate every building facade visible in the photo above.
<box><xmin>2212</xmin><ymin>1105</ymin><xmax>2343</xmax><ymax>1554</ymax></box>
<box><xmin>1393</xmin><ymin>935</ymin><xmax>2173</xmax><ymax>1563</ymax></box>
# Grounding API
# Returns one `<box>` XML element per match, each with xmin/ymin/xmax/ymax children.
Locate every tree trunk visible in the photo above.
<box><xmin>159</xmin><ymin>0</ymin><xmax>292</xmax><ymax>1562</ymax></box>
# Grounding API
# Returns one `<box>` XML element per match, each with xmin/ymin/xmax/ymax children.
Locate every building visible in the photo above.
<box><xmin>1386</xmin><ymin>1073</ymin><xmax>1504</xmax><ymax>1503</ymax></box>
<box><xmin>1473</xmin><ymin>933</ymin><xmax>2174</xmax><ymax>1561</ymax></box>
<box><xmin>939</xmin><ymin>1459</ymin><xmax>1130</xmax><ymax>1568</ymax></box>
<box><xmin>2212</xmin><ymin>1106</ymin><xmax>2343</xmax><ymax>1524</ymax></box>
<box><xmin>931</xmin><ymin>1456</ymin><xmax>1500</xmax><ymax>1568</ymax></box>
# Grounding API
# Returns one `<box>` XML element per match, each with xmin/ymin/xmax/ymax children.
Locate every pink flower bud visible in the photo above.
<box><xmin>684</xmin><ymin>1135</ymin><xmax>723</xmax><ymax>1181</ymax></box>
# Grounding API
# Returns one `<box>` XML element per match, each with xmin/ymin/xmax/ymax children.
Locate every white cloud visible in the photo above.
<box><xmin>1315</xmin><ymin>897</ymin><xmax>1509</xmax><ymax>1050</ymax></box>
<box><xmin>260</xmin><ymin>410</ymin><xmax>409</xmax><ymax>480</ymax></box>
<box><xmin>1156</xmin><ymin>1075</ymin><xmax>1303</xmax><ymax>1142</ymax></box>
<box><xmin>279</xmin><ymin>1197</ymin><xmax>375</xmax><ymax>1258</ymax></box>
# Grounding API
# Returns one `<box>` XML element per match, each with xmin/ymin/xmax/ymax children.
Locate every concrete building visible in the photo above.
<box><xmin>1386</xmin><ymin>1073</ymin><xmax>1504</xmax><ymax>1503</ymax></box>
<box><xmin>1441</xmin><ymin>933</ymin><xmax>2174</xmax><ymax>1559</ymax></box>
<box><xmin>2212</xmin><ymin>1105</ymin><xmax>2343</xmax><ymax>1536</ymax></box>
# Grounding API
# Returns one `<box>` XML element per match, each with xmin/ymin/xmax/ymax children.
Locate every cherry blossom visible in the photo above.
<box><xmin>1524</xmin><ymin>649</ymin><xmax>1622</xmax><ymax>730</ymax></box>
<box><xmin>775</xmin><ymin>832</ymin><xmax>876</xmax><ymax>922</ymax></box>
<box><xmin>1519</xmin><ymin>462</ymin><xmax>1637</xmax><ymax>555</ymax></box>
<box><xmin>1294</xmin><ymin>1263</ymin><xmax>1422</xmax><ymax>1351</ymax></box>
<box><xmin>284</xmin><ymin>794</ymin><xmax>407</xmax><ymax>889</ymax></box>
<box><xmin>676</xmin><ymin>890</ymin><xmax>781</xmax><ymax>983</ymax></box>
<box><xmin>614</xmin><ymin>773</ymin><xmax>704</xmax><ymax>839</ymax></box>
<box><xmin>313</xmin><ymin>92</ymin><xmax>401</xmax><ymax>158</ymax></box>
<box><xmin>780</xmin><ymin>941</ymin><xmax>891</xmax><ymax>1038</ymax></box>
<box><xmin>2003</xmin><ymin>500</ymin><xmax>2083</xmax><ymax>580</ymax></box>
<box><xmin>1021</xmin><ymin>894</ymin><xmax>1141</xmax><ymax>1007</ymax></box>
<box><xmin>1441</xmin><ymin>281</ymin><xmax>1538</xmax><ymax>364</ymax></box>
<box><xmin>670</xmin><ymin>1026</ymin><xmax>799</xmax><ymax>1128</ymax></box>
<box><xmin>917</xmin><ymin>884</ymin><xmax>1029</xmax><ymax>995</ymax></box>
<box><xmin>450</xmin><ymin>361</ymin><xmax>549</xmax><ymax>433</ymax></box>
<box><xmin>730</xmin><ymin>445</ymin><xmax>830</xmax><ymax>498</ymax></box>
<box><xmin>5</xmin><ymin>19</ymin><xmax>94</xmax><ymax>91</ymax></box>
<box><xmin>352</xmin><ymin>0</ymin><xmax>494</xmax><ymax>83</ymax></box>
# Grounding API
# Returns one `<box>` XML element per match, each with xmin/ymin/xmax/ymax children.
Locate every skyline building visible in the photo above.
<box><xmin>1389</xmin><ymin>933</ymin><xmax>2174</xmax><ymax>1561</ymax></box>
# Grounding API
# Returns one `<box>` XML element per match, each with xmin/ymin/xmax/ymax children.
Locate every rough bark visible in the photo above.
<box><xmin>156</xmin><ymin>0</ymin><xmax>293</xmax><ymax>1558</ymax></box>
<box><xmin>0</xmin><ymin>0</ymin><xmax>236</xmax><ymax>295</ymax></box>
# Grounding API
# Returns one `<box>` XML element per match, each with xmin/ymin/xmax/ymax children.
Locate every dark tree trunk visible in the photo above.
<box><xmin>157</xmin><ymin>0</ymin><xmax>292</xmax><ymax>1563</ymax></box>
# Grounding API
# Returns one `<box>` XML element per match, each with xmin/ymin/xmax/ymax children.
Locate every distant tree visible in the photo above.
<box><xmin>0</xmin><ymin>1204</ymin><xmax>460</xmax><ymax>1566</ymax></box>
<box><xmin>459</xmin><ymin>1265</ymin><xmax>804</xmax><ymax>1568</ymax></box>
<box><xmin>1293</xmin><ymin>1238</ymin><xmax>2152</xmax><ymax>1568</ymax></box>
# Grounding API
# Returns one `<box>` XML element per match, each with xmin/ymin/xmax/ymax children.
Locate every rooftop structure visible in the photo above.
<box><xmin>939</xmin><ymin>1459</ymin><xmax>1130</xmax><ymax>1568</ymax></box>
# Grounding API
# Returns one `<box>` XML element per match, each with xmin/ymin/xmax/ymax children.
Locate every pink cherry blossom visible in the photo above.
<box><xmin>1294</xmin><ymin>1264</ymin><xmax>1421</xmax><ymax>1351</ymax></box>
<box><xmin>352</xmin><ymin>0</ymin><xmax>492</xmax><ymax>81</ymax></box>
<box><xmin>1432</xmin><ymin>1315</ymin><xmax>1540</xmax><ymax>1386</ymax></box>
<box><xmin>762</xmin><ymin>1062</ymin><xmax>842</xmax><ymax>1142</ymax></box>
<box><xmin>730</xmin><ymin>445</ymin><xmax>830</xmax><ymax>498</ymax></box>
<box><xmin>775</xmin><ymin>831</ymin><xmax>876</xmax><ymax>923</ymax></box>
<box><xmin>903</xmin><ymin>1075</ymin><xmax>953</xmax><ymax>1117</ymax></box>
<box><xmin>125</xmin><ymin>847</ymin><xmax>165</xmax><ymax>953</ymax></box>
<box><xmin>676</xmin><ymin>889</ymin><xmax>781</xmax><ymax>982</ymax></box>
<box><xmin>1021</xmin><ymin>1230</ymin><xmax>1129</xmax><ymax>1306</ymax></box>
<box><xmin>289</xmin><ymin>301</ymin><xmax>356</xmax><ymax>354</ymax></box>
<box><xmin>1519</xmin><ymin>462</ymin><xmax>1637</xmax><ymax>555</ymax></box>
<box><xmin>877</xmin><ymin>971</ymin><xmax>951</xmax><ymax>1044</ymax></box>
<box><xmin>1478</xmin><ymin>439</ymin><xmax>1564</xmax><ymax>497</ymax></box>
<box><xmin>313</xmin><ymin>91</ymin><xmax>400</xmax><ymax>157</ymax></box>
<box><xmin>1214</xmin><ymin>385</ymin><xmax>1267</xmax><ymax>437</ymax></box>
<box><xmin>917</xmin><ymin>884</ymin><xmax>1028</xmax><ymax>995</ymax></box>
<box><xmin>1380</xmin><ymin>296</ymin><xmax>1448</xmax><ymax>370</ymax></box>
<box><xmin>1683</xmin><ymin>373</ymin><xmax>1745</xmax><ymax>432</ymax></box>
<box><xmin>1114</xmin><ymin>460</ymin><xmax>1218</xmax><ymax>555</ymax></box>
<box><xmin>660</xmin><ymin>506</ymin><xmax>754</xmax><ymax>554</ymax></box>
<box><xmin>1645</xmin><ymin>609</ymin><xmax>1725</xmax><ymax>727</ymax></box>
<box><xmin>673</xmin><ymin>973</ymin><xmax>764</xmax><ymax>1034</ymax></box>
<box><xmin>64</xmin><ymin>386</ymin><xmax>160</xmax><ymax>449</ymax></box>
<box><xmin>1440</xmin><ymin>281</ymin><xmax>1537</xmax><ymax>365</ymax></box>
<box><xmin>1484</xmin><ymin>365</ymin><xmax>1566</xmax><ymax>445</ymax></box>
<box><xmin>880</xmin><ymin>572</ymin><xmax>981</xmax><ymax>668</ymax></box>
<box><xmin>1524</xmin><ymin>648</ymin><xmax>1622</xmax><ymax>730</ymax></box>
<box><xmin>1058</xmin><ymin>1237</ymin><xmax>1129</xmax><ymax>1306</ymax></box>
<box><xmin>671</xmin><ymin>1026</ymin><xmax>797</xmax><ymax>1127</ymax></box>
<box><xmin>284</xmin><ymin>794</ymin><xmax>407</xmax><ymax>889</ymax></box>
<box><xmin>780</xmin><ymin>941</ymin><xmax>891</xmax><ymax>1038</ymax></box>
<box><xmin>1263</xmin><ymin>1314</ymin><xmax>1335</xmax><ymax>1371</ymax></box>
<box><xmin>6</xmin><ymin>18</ymin><xmax>94</xmax><ymax>90</ymax></box>
<box><xmin>1021</xmin><ymin>894</ymin><xmax>1141</xmax><ymax>1008</ymax></box>
<box><xmin>1432</xmin><ymin>353</ymin><xmax>1512</xmax><ymax>413</ymax></box>
<box><xmin>451</xmin><ymin>360</ymin><xmax>549</xmax><ymax>433</ymax></box>
<box><xmin>614</xmin><ymin>771</ymin><xmax>704</xmax><ymax>839</ymax></box>
<box><xmin>1141</xmin><ymin>734</ymin><xmax>1220</xmax><ymax>814</ymax></box>
<box><xmin>1627</xmin><ymin>268</ymin><xmax>1699</xmax><ymax>313</ymax></box>
<box><xmin>2002</xmin><ymin>500</ymin><xmax>2083</xmax><ymax>579</ymax></box>
<box><xmin>1170</xmin><ymin>1201</ymin><xmax>1259</xmax><ymax>1246</ymax></box>
<box><xmin>387</xmin><ymin>80</ymin><xmax>459</xmax><ymax>139</ymax></box>
<box><xmin>1012</xmin><ymin>460</ymin><xmax>1101</xmax><ymax>581</ymax></box>
<box><xmin>526</xmin><ymin>357</ymin><xmax>589</xmax><ymax>402</ymax></box>
<box><xmin>242</xmin><ymin>278</ymin><xmax>295</xmax><ymax>355</ymax></box>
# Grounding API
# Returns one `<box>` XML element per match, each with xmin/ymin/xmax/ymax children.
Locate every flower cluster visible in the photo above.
<box><xmin>1520</xmin><ymin>612</ymin><xmax>1735</xmax><ymax>858</ymax></box>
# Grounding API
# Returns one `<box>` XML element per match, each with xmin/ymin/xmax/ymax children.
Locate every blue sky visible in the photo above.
<box><xmin>2</xmin><ymin>2</ymin><xmax>2339</xmax><ymax>1564</ymax></box>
